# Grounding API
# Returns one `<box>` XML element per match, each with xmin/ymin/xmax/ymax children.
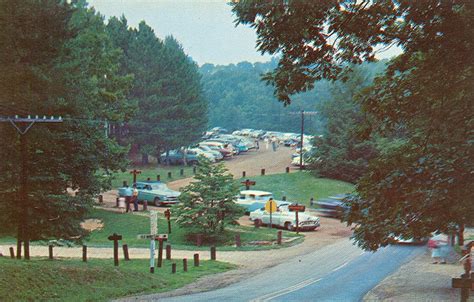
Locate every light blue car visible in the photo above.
<box><xmin>118</xmin><ymin>181</ymin><xmax>180</xmax><ymax>206</ymax></box>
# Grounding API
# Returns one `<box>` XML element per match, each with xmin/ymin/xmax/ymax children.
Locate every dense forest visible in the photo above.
<box><xmin>200</xmin><ymin>59</ymin><xmax>386</xmax><ymax>134</ymax></box>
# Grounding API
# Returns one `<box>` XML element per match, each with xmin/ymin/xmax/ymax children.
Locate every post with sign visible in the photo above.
<box><xmin>265</xmin><ymin>198</ymin><xmax>277</xmax><ymax>229</ymax></box>
<box><xmin>150</xmin><ymin>211</ymin><xmax>157</xmax><ymax>273</ymax></box>
<box><xmin>288</xmin><ymin>204</ymin><xmax>306</xmax><ymax>234</ymax></box>
<box><xmin>129</xmin><ymin>169</ymin><xmax>142</xmax><ymax>184</ymax></box>
<box><xmin>241</xmin><ymin>179</ymin><xmax>256</xmax><ymax>190</ymax></box>
<box><xmin>108</xmin><ymin>233</ymin><xmax>123</xmax><ymax>266</ymax></box>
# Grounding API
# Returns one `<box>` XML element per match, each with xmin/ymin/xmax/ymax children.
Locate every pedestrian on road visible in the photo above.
<box><xmin>124</xmin><ymin>184</ymin><xmax>133</xmax><ymax>213</ymax></box>
<box><xmin>429</xmin><ymin>231</ymin><xmax>450</xmax><ymax>264</ymax></box>
<box><xmin>271</xmin><ymin>137</ymin><xmax>277</xmax><ymax>152</ymax></box>
<box><xmin>255</xmin><ymin>139</ymin><xmax>260</xmax><ymax>150</ymax></box>
<box><xmin>132</xmin><ymin>184</ymin><xmax>139</xmax><ymax>211</ymax></box>
<box><xmin>264</xmin><ymin>137</ymin><xmax>269</xmax><ymax>150</ymax></box>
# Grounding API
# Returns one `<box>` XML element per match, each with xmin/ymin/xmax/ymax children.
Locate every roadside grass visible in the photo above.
<box><xmin>110</xmin><ymin>164</ymin><xmax>195</xmax><ymax>188</ymax></box>
<box><xmin>0</xmin><ymin>257</ymin><xmax>234</xmax><ymax>302</ymax></box>
<box><xmin>86</xmin><ymin>209</ymin><xmax>302</xmax><ymax>251</ymax></box>
<box><xmin>241</xmin><ymin>171</ymin><xmax>354</xmax><ymax>207</ymax></box>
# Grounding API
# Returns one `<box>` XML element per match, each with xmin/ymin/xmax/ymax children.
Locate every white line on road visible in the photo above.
<box><xmin>332</xmin><ymin>261</ymin><xmax>349</xmax><ymax>272</ymax></box>
<box><xmin>251</xmin><ymin>278</ymin><xmax>323</xmax><ymax>302</ymax></box>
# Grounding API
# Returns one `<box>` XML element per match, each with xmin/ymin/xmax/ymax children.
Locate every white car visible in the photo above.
<box><xmin>235</xmin><ymin>190</ymin><xmax>274</xmax><ymax>213</ymax></box>
<box><xmin>187</xmin><ymin>147</ymin><xmax>217</xmax><ymax>162</ymax></box>
<box><xmin>249</xmin><ymin>203</ymin><xmax>320</xmax><ymax>231</ymax></box>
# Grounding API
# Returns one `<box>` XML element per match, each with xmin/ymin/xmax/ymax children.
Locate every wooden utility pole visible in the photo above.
<box><xmin>1</xmin><ymin>115</ymin><xmax>63</xmax><ymax>259</ymax></box>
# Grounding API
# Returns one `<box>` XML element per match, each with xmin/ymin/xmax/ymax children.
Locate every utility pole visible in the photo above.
<box><xmin>0</xmin><ymin>115</ymin><xmax>63</xmax><ymax>259</ymax></box>
<box><xmin>290</xmin><ymin>110</ymin><xmax>317</xmax><ymax>170</ymax></box>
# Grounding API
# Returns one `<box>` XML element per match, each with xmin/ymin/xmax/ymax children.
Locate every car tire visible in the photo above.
<box><xmin>285</xmin><ymin>222</ymin><xmax>295</xmax><ymax>231</ymax></box>
<box><xmin>154</xmin><ymin>197</ymin><xmax>162</xmax><ymax>207</ymax></box>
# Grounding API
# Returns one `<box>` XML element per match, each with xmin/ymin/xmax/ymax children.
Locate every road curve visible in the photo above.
<box><xmin>128</xmin><ymin>239</ymin><xmax>423</xmax><ymax>302</ymax></box>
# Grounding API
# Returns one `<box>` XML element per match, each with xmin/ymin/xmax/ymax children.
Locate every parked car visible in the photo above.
<box><xmin>314</xmin><ymin>194</ymin><xmax>350</xmax><ymax>218</ymax></box>
<box><xmin>235</xmin><ymin>190</ymin><xmax>274</xmax><ymax>213</ymax></box>
<box><xmin>187</xmin><ymin>147</ymin><xmax>217</xmax><ymax>162</ymax></box>
<box><xmin>250</xmin><ymin>203</ymin><xmax>320</xmax><ymax>231</ymax></box>
<box><xmin>161</xmin><ymin>149</ymin><xmax>200</xmax><ymax>165</ymax></box>
<box><xmin>200</xmin><ymin>141</ymin><xmax>233</xmax><ymax>158</ymax></box>
<box><xmin>196</xmin><ymin>145</ymin><xmax>224</xmax><ymax>161</ymax></box>
<box><xmin>118</xmin><ymin>181</ymin><xmax>180</xmax><ymax>206</ymax></box>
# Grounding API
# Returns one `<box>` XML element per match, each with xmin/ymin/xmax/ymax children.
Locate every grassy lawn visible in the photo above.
<box><xmin>86</xmin><ymin>209</ymin><xmax>302</xmax><ymax>251</ymax></box>
<box><xmin>241</xmin><ymin>171</ymin><xmax>354</xmax><ymax>207</ymax></box>
<box><xmin>110</xmin><ymin>164</ymin><xmax>195</xmax><ymax>188</ymax></box>
<box><xmin>0</xmin><ymin>257</ymin><xmax>234</xmax><ymax>302</ymax></box>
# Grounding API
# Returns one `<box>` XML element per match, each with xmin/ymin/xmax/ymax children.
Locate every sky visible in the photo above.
<box><xmin>88</xmin><ymin>0</ymin><xmax>402</xmax><ymax>66</ymax></box>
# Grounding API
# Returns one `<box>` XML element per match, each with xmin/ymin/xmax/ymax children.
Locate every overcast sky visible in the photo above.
<box><xmin>88</xmin><ymin>0</ymin><xmax>401</xmax><ymax>66</ymax></box>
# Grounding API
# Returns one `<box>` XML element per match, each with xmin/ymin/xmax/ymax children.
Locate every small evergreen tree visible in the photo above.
<box><xmin>174</xmin><ymin>158</ymin><xmax>243</xmax><ymax>240</ymax></box>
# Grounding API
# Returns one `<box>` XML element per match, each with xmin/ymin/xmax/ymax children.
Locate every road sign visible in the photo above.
<box><xmin>288</xmin><ymin>205</ymin><xmax>306</xmax><ymax>212</ymax></box>
<box><xmin>265</xmin><ymin>199</ymin><xmax>277</xmax><ymax>213</ymax></box>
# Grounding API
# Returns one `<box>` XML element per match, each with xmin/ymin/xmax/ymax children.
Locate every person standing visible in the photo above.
<box><xmin>255</xmin><ymin>139</ymin><xmax>260</xmax><ymax>150</ymax></box>
<box><xmin>132</xmin><ymin>184</ymin><xmax>139</xmax><ymax>212</ymax></box>
<box><xmin>264</xmin><ymin>137</ymin><xmax>269</xmax><ymax>150</ymax></box>
<box><xmin>124</xmin><ymin>185</ymin><xmax>133</xmax><ymax>213</ymax></box>
<box><xmin>271</xmin><ymin>136</ymin><xmax>277</xmax><ymax>151</ymax></box>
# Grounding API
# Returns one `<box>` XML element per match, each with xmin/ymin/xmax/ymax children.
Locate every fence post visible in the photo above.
<box><xmin>49</xmin><ymin>245</ymin><xmax>53</xmax><ymax>260</ymax></box>
<box><xmin>166</xmin><ymin>244</ymin><xmax>171</xmax><ymax>260</ymax></box>
<box><xmin>277</xmin><ymin>231</ymin><xmax>282</xmax><ymax>245</ymax></box>
<box><xmin>168</xmin><ymin>172</ymin><xmax>172</xmax><ymax>178</ymax></box>
<box><xmin>261</xmin><ymin>168</ymin><xmax>265</xmax><ymax>176</ymax></box>
<box><xmin>235</xmin><ymin>234</ymin><xmax>241</xmax><ymax>247</ymax></box>
<box><xmin>286</xmin><ymin>167</ymin><xmax>290</xmax><ymax>173</ymax></box>
<box><xmin>242</xmin><ymin>171</ymin><xmax>246</xmax><ymax>178</ymax></box>
<box><xmin>9</xmin><ymin>247</ymin><xmax>14</xmax><ymax>259</ymax></box>
<box><xmin>210</xmin><ymin>246</ymin><xmax>216</xmax><ymax>260</ymax></box>
<box><xmin>180</xmin><ymin>169</ymin><xmax>184</xmax><ymax>176</ymax></box>
<box><xmin>183</xmin><ymin>258</ymin><xmax>188</xmax><ymax>272</ymax></box>
<box><xmin>193</xmin><ymin>166</ymin><xmax>196</xmax><ymax>174</ymax></box>
<box><xmin>193</xmin><ymin>253</ymin><xmax>199</xmax><ymax>267</ymax></box>
<box><xmin>171</xmin><ymin>263</ymin><xmax>176</xmax><ymax>274</ymax></box>
<box><xmin>98</xmin><ymin>194</ymin><xmax>103</xmax><ymax>203</ymax></box>
<box><xmin>157</xmin><ymin>174</ymin><xmax>161</xmax><ymax>181</ymax></box>
<box><xmin>123</xmin><ymin>244</ymin><xmax>130</xmax><ymax>261</ymax></box>
<box><xmin>82</xmin><ymin>245</ymin><xmax>87</xmax><ymax>262</ymax></box>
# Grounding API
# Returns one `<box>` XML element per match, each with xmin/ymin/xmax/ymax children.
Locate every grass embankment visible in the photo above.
<box><xmin>110</xmin><ymin>164</ymin><xmax>195</xmax><ymax>187</ymax></box>
<box><xmin>0</xmin><ymin>257</ymin><xmax>234</xmax><ymax>302</ymax></box>
<box><xmin>86</xmin><ymin>209</ymin><xmax>302</xmax><ymax>251</ymax></box>
<box><xmin>242</xmin><ymin>171</ymin><xmax>354</xmax><ymax>207</ymax></box>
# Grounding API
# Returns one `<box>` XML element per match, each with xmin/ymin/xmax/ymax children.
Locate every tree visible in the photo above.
<box><xmin>106</xmin><ymin>19</ymin><xmax>207</xmax><ymax>164</ymax></box>
<box><xmin>232</xmin><ymin>1</ymin><xmax>474</xmax><ymax>250</ymax></box>
<box><xmin>310</xmin><ymin>63</ymin><xmax>383</xmax><ymax>183</ymax></box>
<box><xmin>173</xmin><ymin>157</ymin><xmax>243</xmax><ymax>240</ymax></box>
<box><xmin>0</xmin><ymin>1</ymin><xmax>131</xmax><ymax>254</ymax></box>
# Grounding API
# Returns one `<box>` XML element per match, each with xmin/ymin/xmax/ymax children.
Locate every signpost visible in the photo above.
<box><xmin>265</xmin><ymin>199</ymin><xmax>277</xmax><ymax>229</ymax></box>
<box><xmin>107</xmin><ymin>233</ymin><xmax>123</xmax><ymax>266</ymax></box>
<box><xmin>241</xmin><ymin>179</ymin><xmax>256</xmax><ymax>190</ymax></box>
<box><xmin>452</xmin><ymin>241</ymin><xmax>474</xmax><ymax>301</ymax></box>
<box><xmin>288</xmin><ymin>204</ymin><xmax>306</xmax><ymax>234</ymax></box>
<box><xmin>130</xmin><ymin>169</ymin><xmax>142</xmax><ymax>184</ymax></box>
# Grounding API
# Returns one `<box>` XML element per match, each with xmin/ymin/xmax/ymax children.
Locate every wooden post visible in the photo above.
<box><xmin>282</xmin><ymin>196</ymin><xmax>287</xmax><ymax>201</ymax></box>
<box><xmin>116</xmin><ymin>197</ymin><xmax>119</xmax><ymax>207</ymax></box>
<box><xmin>459</xmin><ymin>224</ymin><xmax>465</xmax><ymax>246</ymax></box>
<box><xmin>193</xmin><ymin>253</ymin><xmax>199</xmax><ymax>267</ymax></box>
<box><xmin>277</xmin><ymin>231</ymin><xmax>282</xmax><ymax>245</ymax></box>
<box><xmin>242</xmin><ymin>171</ymin><xmax>246</xmax><ymax>178</ymax></box>
<box><xmin>254</xmin><ymin>219</ymin><xmax>260</xmax><ymax>228</ymax></box>
<box><xmin>261</xmin><ymin>168</ymin><xmax>265</xmax><ymax>176</ymax></box>
<box><xmin>98</xmin><ymin>194</ymin><xmax>103</xmax><ymax>203</ymax></box>
<box><xmin>296</xmin><ymin>210</ymin><xmax>299</xmax><ymax>234</ymax></box>
<box><xmin>16</xmin><ymin>240</ymin><xmax>21</xmax><ymax>259</ymax></box>
<box><xmin>9</xmin><ymin>247</ymin><xmax>14</xmax><ymax>259</ymax></box>
<box><xmin>48</xmin><ymin>245</ymin><xmax>53</xmax><ymax>260</ymax></box>
<box><xmin>123</xmin><ymin>244</ymin><xmax>130</xmax><ymax>261</ymax></box>
<box><xmin>157</xmin><ymin>174</ymin><xmax>161</xmax><ymax>181</ymax></box>
<box><xmin>193</xmin><ymin>166</ymin><xmax>196</xmax><ymax>174</ymax></box>
<box><xmin>166</xmin><ymin>244</ymin><xmax>171</xmax><ymax>260</ymax></box>
<box><xmin>196</xmin><ymin>234</ymin><xmax>203</xmax><ymax>247</ymax></box>
<box><xmin>172</xmin><ymin>263</ymin><xmax>176</xmax><ymax>274</ymax></box>
<box><xmin>210</xmin><ymin>246</ymin><xmax>216</xmax><ymax>260</ymax></box>
<box><xmin>108</xmin><ymin>233</ymin><xmax>122</xmax><ymax>266</ymax></box>
<box><xmin>157</xmin><ymin>239</ymin><xmax>164</xmax><ymax>268</ymax></box>
<box><xmin>143</xmin><ymin>201</ymin><xmax>148</xmax><ymax>211</ymax></box>
<box><xmin>180</xmin><ymin>168</ymin><xmax>184</xmax><ymax>176</ymax></box>
<box><xmin>165</xmin><ymin>209</ymin><xmax>171</xmax><ymax>234</ymax></box>
<box><xmin>235</xmin><ymin>234</ymin><xmax>241</xmax><ymax>247</ymax></box>
<box><xmin>168</xmin><ymin>172</ymin><xmax>172</xmax><ymax>178</ymax></box>
<box><xmin>183</xmin><ymin>258</ymin><xmax>188</xmax><ymax>272</ymax></box>
<box><xmin>129</xmin><ymin>169</ymin><xmax>142</xmax><ymax>184</ymax></box>
<box><xmin>82</xmin><ymin>245</ymin><xmax>87</xmax><ymax>262</ymax></box>
<box><xmin>286</xmin><ymin>167</ymin><xmax>290</xmax><ymax>173</ymax></box>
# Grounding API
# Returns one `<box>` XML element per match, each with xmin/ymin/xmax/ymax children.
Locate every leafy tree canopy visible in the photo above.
<box><xmin>233</xmin><ymin>1</ymin><xmax>474</xmax><ymax>250</ymax></box>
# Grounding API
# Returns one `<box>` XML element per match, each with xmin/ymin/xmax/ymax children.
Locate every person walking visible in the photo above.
<box><xmin>429</xmin><ymin>231</ymin><xmax>450</xmax><ymax>264</ymax></box>
<box><xmin>255</xmin><ymin>139</ymin><xmax>260</xmax><ymax>150</ymax></box>
<box><xmin>271</xmin><ymin>136</ymin><xmax>277</xmax><ymax>151</ymax></box>
<box><xmin>264</xmin><ymin>137</ymin><xmax>269</xmax><ymax>150</ymax></box>
<box><xmin>132</xmin><ymin>184</ymin><xmax>139</xmax><ymax>212</ymax></box>
<box><xmin>124</xmin><ymin>184</ymin><xmax>133</xmax><ymax>213</ymax></box>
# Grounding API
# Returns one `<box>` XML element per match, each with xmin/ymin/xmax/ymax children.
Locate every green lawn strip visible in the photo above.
<box><xmin>0</xmin><ymin>257</ymin><xmax>234</xmax><ymax>302</ymax></box>
<box><xmin>110</xmin><ymin>164</ymin><xmax>195</xmax><ymax>187</ymax></box>
<box><xmin>85</xmin><ymin>209</ymin><xmax>302</xmax><ymax>251</ymax></box>
<box><xmin>242</xmin><ymin>171</ymin><xmax>354</xmax><ymax>207</ymax></box>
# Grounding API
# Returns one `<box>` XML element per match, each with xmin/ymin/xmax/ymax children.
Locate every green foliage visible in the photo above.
<box><xmin>106</xmin><ymin>19</ymin><xmax>207</xmax><ymax>160</ymax></box>
<box><xmin>174</xmin><ymin>158</ymin><xmax>244</xmax><ymax>238</ymax></box>
<box><xmin>0</xmin><ymin>1</ymin><xmax>131</xmax><ymax>242</ymax></box>
<box><xmin>309</xmin><ymin>63</ymin><xmax>383</xmax><ymax>183</ymax></box>
<box><xmin>233</xmin><ymin>1</ymin><xmax>474</xmax><ymax>250</ymax></box>
<box><xmin>0</xmin><ymin>257</ymin><xmax>234</xmax><ymax>301</ymax></box>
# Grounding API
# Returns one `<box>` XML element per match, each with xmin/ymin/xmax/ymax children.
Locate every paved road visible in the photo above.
<box><xmin>158</xmin><ymin>239</ymin><xmax>423</xmax><ymax>302</ymax></box>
